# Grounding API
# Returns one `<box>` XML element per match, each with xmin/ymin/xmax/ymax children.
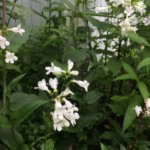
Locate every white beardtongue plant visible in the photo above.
<box><xmin>35</xmin><ymin>59</ymin><xmax>89</xmax><ymax>131</ymax></box>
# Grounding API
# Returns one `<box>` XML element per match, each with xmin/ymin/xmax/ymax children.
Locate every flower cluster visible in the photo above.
<box><xmin>95</xmin><ymin>0</ymin><xmax>147</xmax><ymax>36</ymax></box>
<box><xmin>35</xmin><ymin>60</ymin><xmax>89</xmax><ymax>131</ymax></box>
<box><xmin>0</xmin><ymin>24</ymin><xmax>25</xmax><ymax>64</ymax></box>
<box><xmin>93</xmin><ymin>0</ymin><xmax>148</xmax><ymax>62</ymax></box>
<box><xmin>134</xmin><ymin>98</ymin><xmax>150</xmax><ymax>117</ymax></box>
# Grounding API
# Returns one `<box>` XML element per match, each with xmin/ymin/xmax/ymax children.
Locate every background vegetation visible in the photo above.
<box><xmin>0</xmin><ymin>0</ymin><xmax>150</xmax><ymax>149</ymax></box>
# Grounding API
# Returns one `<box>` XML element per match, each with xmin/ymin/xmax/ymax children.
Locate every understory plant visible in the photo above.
<box><xmin>1</xmin><ymin>0</ymin><xmax>150</xmax><ymax>150</ymax></box>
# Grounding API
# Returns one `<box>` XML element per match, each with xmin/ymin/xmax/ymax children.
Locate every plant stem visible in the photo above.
<box><xmin>2</xmin><ymin>0</ymin><xmax>7</xmax><ymax>109</ymax></box>
<box><xmin>2</xmin><ymin>50</ymin><xmax>7</xmax><ymax>109</ymax></box>
<box><xmin>2</xmin><ymin>0</ymin><xmax>6</xmax><ymax>26</ymax></box>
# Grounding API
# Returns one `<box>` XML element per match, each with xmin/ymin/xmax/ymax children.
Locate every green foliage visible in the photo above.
<box><xmin>1</xmin><ymin>0</ymin><xmax>150</xmax><ymax>149</ymax></box>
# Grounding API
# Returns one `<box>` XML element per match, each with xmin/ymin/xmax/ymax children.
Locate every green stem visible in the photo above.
<box><xmin>2</xmin><ymin>51</ymin><xmax>7</xmax><ymax>109</ymax></box>
<box><xmin>2</xmin><ymin>0</ymin><xmax>7</xmax><ymax>110</ymax></box>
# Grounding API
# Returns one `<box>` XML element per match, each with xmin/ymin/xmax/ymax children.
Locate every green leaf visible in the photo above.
<box><xmin>7</xmin><ymin>74</ymin><xmax>25</xmax><ymax>95</ymax></box>
<box><xmin>41</xmin><ymin>139</ymin><xmax>54</xmax><ymax>150</ymax></box>
<box><xmin>138</xmin><ymin>81</ymin><xmax>149</xmax><ymax>100</ymax></box>
<box><xmin>100</xmin><ymin>143</ymin><xmax>109</xmax><ymax>150</ymax></box>
<box><xmin>122</xmin><ymin>62</ymin><xmax>137</xmax><ymax>80</ymax></box>
<box><xmin>62</xmin><ymin>0</ymin><xmax>75</xmax><ymax>11</ymax></box>
<box><xmin>0</xmin><ymin>115</ymin><xmax>11</xmax><ymax>128</ymax></box>
<box><xmin>107</xmin><ymin>58</ymin><xmax>122</xmax><ymax>75</ymax></box>
<box><xmin>128</xmin><ymin>32</ymin><xmax>150</xmax><ymax>46</ymax></box>
<box><xmin>84</xmin><ymin>15</ymin><xmax>114</xmax><ymax>31</ymax></box>
<box><xmin>64</xmin><ymin>48</ymin><xmax>88</xmax><ymax>62</ymax></box>
<box><xmin>122</xmin><ymin>95</ymin><xmax>142</xmax><ymax>133</ymax></box>
<box><xmin>83</xmin><ymin>91</ymin><xmax>103</xmax><ymax>104</ymax></box>
<box><xmin>9</xmin><ymin>93</ymin><xmax>49</xmax><ymax>125</ymax></box>
<box><xmin>120</xmin><ymin>144</ymin><xmax>127</xmax><ymax>150</ymax></box>
<box><xmin>137</xmin><ymin>57</ymin><xmax>150</xmax><ymax>70</ymax></box>
<box><xmin>0</xmin><ymin>127</ymin><xmax>24</xmax><ymax>149</ymax></box>
<box><xmin>115</xmin><ymin>74</ymin><xmax>136</xmax><ymax>80</ymax></box>
<box><xmin>111</xmin><ymin>95</ymin><xmax>129</xmax><ymax>102</ymax></box>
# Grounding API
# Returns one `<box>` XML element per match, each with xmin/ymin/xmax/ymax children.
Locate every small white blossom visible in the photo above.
<box><xmin>119</xmin><ymin>17</ymin><xmax>137</xmax><ymax>36</ymax></box>
<box><xmin>45</xmin><ymin>62</ymin><xmax>65</xmax><ymax>76</ymax></box>
<box><xmin>0</xmin><ymin>35</ymin><xmax>10</xmax><ymax>49</ymax></box>
<box><xmin>49</xmin><ymin>78</ymin><xmax>58</xmax><ymax>90</ymax></box>
<box><xmin>95</xmin><ymin>6</ymin><xmax>108</xmax><ymax>13</ymax></box>
<box><xmin>72</xmin><ymin>80</ymin><xmax>89</xmax><ymax>92</ymax></box>
<box><xmin>52</xmin><ymin>113</ymin><xmax>70</xmax><ymax>131</ymax></box>
<box><xmin>8</xmin><ymin>24</ymin><xmax>25</xmax><ymax>35</ymax></box>
<box><xmin>124</xmin><ymin>6</ymin><xmax>134</xmax><ymax>16</ymax></box>
<box><xmin>34</xmin><ymin>79</ymin><xmax>49</xmax><ymax>92</ymax></box>
<box><xmin>67</xmin><ymin>60</ymin><xmax>79</xmax><ymax>76</ymax></box>
<box><xmin>5</xmin><ymin>51</ymin><xmax>18</xmax><ymax>64</ymax></box>
<box><xmin>134</xmin><ymin>105</ymin><xmax>142</xmax><ymax>116</ymax></box>
<box><xmin>145</xmin><ymin>98</ymin><xmax>150</xmax><ymax>109</ymax></box>
<box><xmin>60</xmin><ymin>88</ymin><xmax>74</xmax><ymax>97</ymax></box>
<box><xmin>134</xmin><ymin>1</ymin><xmax>146</xmax><ymax>15</ymax></box>
<box><xmin>52</xmin><ymin>99</ymin><xmax>79</xmax><ymax>131</ymax></box>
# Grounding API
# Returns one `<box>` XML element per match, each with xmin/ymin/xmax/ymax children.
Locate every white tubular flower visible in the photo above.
<box><xmin>0</xmin><ymin>35</ymin><xmax>10</xmax><ymax>49</ymax></box>
<box><xmin>124</xmin><ymin>6</ymin><xmax>134</xmax><ymax>16</ymax></box>
<box><xmin>67</xmin><ymin>60</ymin><xmax>79</xmax><ymax>76</ymax></box>
<box><xmin>134</xmin><ymin>105</ymin><xmax>142</xmax><ymax>116</ymax></box>
<box><xmin>49</xmin><ymin>78</ymin><xmax>58</xmax><ymax>90</ymax></box>
<box><xmin>63</xmin><ymin>99</ymin><xmax>79</xmax><ymax>126</ymax></box>
<box><xmin>63</xmin><ymin>98</ymin><xmax>79</xmax><ymax>112</ymax></box>
<box><xmin>119</xmin><ymin>17</ymin><xmax>137</xmax><ymax>36</ymax></box>
<box><xmin>95</xmin><ymin>6</ymin><xmax>108</xmax><ymax>13</ymax></box>
<box><xmin>72</xmin><ymin>80</ymin><xmax>89</xmax><ymax>92</ymax></box>
<box><xmin>145</xmin><ymin>98</ymin><xmax>150</xmax><ymax>109</ymax></box>
<box><xmin>34</xmin><ymin>79</ymin><xmax>49</xmax><ymax>92</ymax></box>
<box><xmin>54</xmin><ymin>100</ymin><xmax>64</xmax><ymax>120</ymax></box>
<box><xmin>60</xmin><ymin>88</ymin><xmax>74</xmax><ymax>97</ymax></box>
<box><xmin>52</xmin><ymin>113</ymin><xmax>70</xmax><ymax>131</ymax></box>
<box><xmin>8</xmin><ymin>24</ymin><xmax>25</xmax><ymax>35</ymax></box>
<box><xmin>134</xmin><ymin>1</ymin><xmax>146</xmax><ymax>15</ymax></box>
<box><xmin>45</xmin><ymin>62</ymin><xmax>65</xmax><ymax>76</ymax></box>
<box><xmin>5</xmin><ymin>51</ymin><xmax>18</xmax><ymax>64</ymax></box>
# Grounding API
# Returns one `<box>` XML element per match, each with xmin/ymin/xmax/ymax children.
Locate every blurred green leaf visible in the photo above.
<box><xmin>137</xmin><ymin>57</ymin><xmax>150</xmax><ymax>70</ymax></box>
<box><xmin>138</xmin><ymin>81</ymin><xmax>149</xmax><ymax>100</ymax></box>
<box><xmin>9</xmin><ymin>93</ymin><xmax>49</xmax><ymax>125</ymax></box>
<box><xmin>83</xmin><ymin>91</ymin><xmax>103</xmax><ymax>104</ymax></box>
<box><xmin>122</xmin><ymin>62</ymin><xmax>137</xmax><ymax>80</ymax></box>
<box><xmin>128</xmin><ymin>32</ymin><xmax>150</xmax><ymax>46</ymax></box>
<box><xmin>122</xmin><ymin>96</ymin><xmax>142</xmax><ymax>133</ymax></box>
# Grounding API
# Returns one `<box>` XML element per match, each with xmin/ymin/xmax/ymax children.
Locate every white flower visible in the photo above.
<box><xmin>72</xmin><ymin>80</ymin><xmax>89</xmax><ymax>92</ymax></box>
<box><xmin>67</xmin><ymin>60</ymin><xmax>79</xmax><ymax>76</ymax></box>
<box><xmin>52</xmin><ymin>99</ymin><xmax>79</xmax><ymax>131</ymax></box>
<box><xmin>45</xmin><ymin>62</ymin><xmax>65</xmax><ymax>76</ymax></box>
<box><xmin>5</xmin><ymin>51</ymin><xmax>18</xmax><ymax>64</ymax></box>
<box><xmin>52</xmin><ymin>113</ymin><xmax>70</xmax><ymax>131</ymax></box>
<box><xmin>124</xmin><ymin>6</ymin><xmax>134</xmax><ymax>16</ymax></box>
<box><xmin>54</xmin><ymin>100</ymin><xmax>64</xmax><ymax>120</ymax></box>
<box><xmin>8</xmin><ymin>24</ymin><xmax>25</xmax><ymax>35</ymax></box>
<box><xmin>134</xmin><ymin>105</ymin><xmax>142</xmax><ymax>116</ymax></box>
<box><xmin>63</xmin><ymin>98</ymin><xmax>79</xmax><ymax>112</ymax></box>
<box><xmin>146</xmin><ymin>98</ymin><xmax>150</xmax><ymax>109</ymax></box>
<box><xmin>95</xmin><ymin>6</ymin><xmax>108</xmax><ymax>13</ymax></box>
<box><xmin>119</xmin><ymin>17</ymin><xmax>137</xmax><ymax>36</ymax></box>
<box><xmin>134</xmin><ymin>1</ymin><xmax>146</xmax><ymax>15</ymax></box>
<box><xmin>49</xmin><ymin>78</ymin><xmax>58</xmax><ymax>90</ymax></box>
<box><xmin>0</xmin><ymin>35</ymin><xmax>10</xmax><ymax>49</ymax></box>
<box><xmin>60</xmin><ymin>88</ymin><xmax>74</xmax><ymax>97</ymax></box>
<box><xmin>34</xmin><ymin>79</ymin><xmax>49</xmax><ymax>92</ymax></box>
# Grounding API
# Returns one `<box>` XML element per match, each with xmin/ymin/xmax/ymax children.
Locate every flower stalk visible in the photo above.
<box><xmin>2</xmin><ymin>0</ymin><xmax>7</xmax><ymax>109</ymax></box>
